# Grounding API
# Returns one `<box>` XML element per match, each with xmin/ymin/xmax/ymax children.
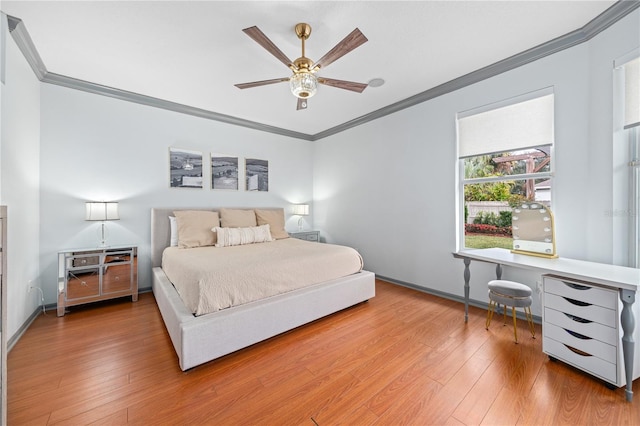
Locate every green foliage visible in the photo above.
<box><xmin>464</xmin><ymin>181</ymin><xmax>512</xmax><ymax>201</ymax></box>
<box><xmin>464</xmin><ymin>155</ymin><xmax>495</xmax><ymax>179</ymax></box>
<box><xmin>507</xmin><ymin>194</ymin><xmax>527</xmax><ymax>208</ymax></box>
<box><xmin>473</xmin><ymin>211</ymin><xmax>497</xmax><ymax>225</ymax></box>
<box><xmin>472</xmin><ymin>210</ymin><xmax>512</xmax><ymax>228</ymax></box>
<box><xmin>498</xmin><ymin>210</ymin><xmax>512</xmax><ymax>227</ymax></box>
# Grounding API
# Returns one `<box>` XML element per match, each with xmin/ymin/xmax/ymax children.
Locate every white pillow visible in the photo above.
<box><xmin>213</xmin><ymin>225</ymin><xmax>273</xmax><ymax>247</ymax></box>
<box><xmin>169</xmin><ymin>216</ymin><xmax>178</xmax><ymax>247</ymax></box>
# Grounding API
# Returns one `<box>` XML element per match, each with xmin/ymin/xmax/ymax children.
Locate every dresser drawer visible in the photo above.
<box><xmin>544</xmin><ymin>277</ymin><xmax>617</xmax><ymax>309</ymax></box>
<box><xmin>544</xmin><ymin>322</ymin><xmax>617</xmax><ymax>363</ymax></box>
<box><xmin>544</xmin><ymin>293</ymin><xmax>617</xmax><ymax>327</ymax></box>
<box><xmin>544</xmin><ymin>307</ymin><xmax>618</xmax><ymax>346</ymax></box>
<box><xmin>543</xmin><ymin>336</ymin><xmax>617</xmax><ymax>383</ymax></box>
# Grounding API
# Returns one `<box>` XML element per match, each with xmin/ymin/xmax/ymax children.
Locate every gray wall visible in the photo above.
<box><xmin>39</xmin><ymin>84</ymin><xmax>314</xmax><ymax>303</ymax></box>
<box><xmin>313</xmin><ymin>9</ymin><xmax>640</xmax><ymax>316</ymax></box>
<box><xmin>1</xmin><ymin>13</ymin><xmax>41</xmax><ymax>339</ymax></box>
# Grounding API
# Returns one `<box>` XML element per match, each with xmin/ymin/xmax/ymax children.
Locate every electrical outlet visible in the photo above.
<box><xmin>27</xmin><ymin>280</ymin><xmax>33</xmax><ymax>294</ymax></box>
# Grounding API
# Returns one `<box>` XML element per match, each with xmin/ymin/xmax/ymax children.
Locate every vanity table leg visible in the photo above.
<box><xmin>620</xmin><ymin>288</ymin><xmax>636</xmax><ymax>402</ymax></box>
<box><xmin>463</xmin><ymin>258</ymin><xmax>471</xmax><ymax>323</ymax></box>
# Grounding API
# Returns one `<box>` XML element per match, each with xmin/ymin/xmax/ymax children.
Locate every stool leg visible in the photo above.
<box><xmin>512</xmin><ymin>306</ymin><xmax>518</xmax><ymax>343</ymax></box>
<box><xmin>486</xmin><ymin>300</ymin><xmax>496</xmax><ymax>329</ymax></box>
<box><xmin>525</xmin><ymin>306</ymin><xmax>536</xmax><ymax>338</ymax></box>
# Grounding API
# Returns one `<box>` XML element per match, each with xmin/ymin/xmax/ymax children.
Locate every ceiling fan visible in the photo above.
<box><xmin>235</xmin><ymin>23</ymin><xmax>369</xmax><ymax>110</ymax></box>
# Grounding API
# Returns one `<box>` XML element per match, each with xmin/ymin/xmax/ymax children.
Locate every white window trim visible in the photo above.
<box><xmin>613</xmin><ymin>48</ymin><xmax>640</xmax><ymax>267</ymax></box>
<box><xmin>456</xmin><ymin>88</ymin><xmax>555</xmax><ymax>251</ymax></box>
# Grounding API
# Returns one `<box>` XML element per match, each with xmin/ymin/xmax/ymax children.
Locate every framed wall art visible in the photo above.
<box><xmin>211</xmin><ymin>154</ymin><xmax>239</xmax><ymax>190</ymax></box>
<box><xmin>169</xmin><ymin>148</ymin><xmax>203</xmax><ymax>188</ymax></box>
<box><xmin>245</xmin><ymin>158</ymin><xmax>269</xmax><ymax>192</ymax></box>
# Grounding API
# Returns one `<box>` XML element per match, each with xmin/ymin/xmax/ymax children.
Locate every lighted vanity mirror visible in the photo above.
<box><xmin>511</xmin><ymin>201</ymin><xmax>557</xmax><ymax>258</ymax></box>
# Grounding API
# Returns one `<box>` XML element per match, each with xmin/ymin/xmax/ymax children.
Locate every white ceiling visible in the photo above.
<box><xmin>2</xmin><ymin>1</ymin><xmax>617</xmax><ymax>136</ymax></box>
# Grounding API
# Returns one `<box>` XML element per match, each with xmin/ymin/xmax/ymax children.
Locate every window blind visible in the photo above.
<box><xmin>458</xmin><ymin>92</ymin><xmax>554</xmax><ymax>158</ymax></box>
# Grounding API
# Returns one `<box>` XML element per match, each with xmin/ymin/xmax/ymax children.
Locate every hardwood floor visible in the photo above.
<box><xmin>8</xmin><ymin>279</ymin><xmax>640</xmax><ymax>425</ymax></box>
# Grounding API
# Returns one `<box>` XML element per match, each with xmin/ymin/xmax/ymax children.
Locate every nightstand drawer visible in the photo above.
<box><xmin>71</xmin><ymin>251</ymin><xmax>101</xmax><ymax>268</ymax></box>
<box><xmin>103</xmin><ymin>264</ymin><xmax>132</xmax><ymax>293</ymax></box>
<box><xmin>290</xmin><ymin>231</ymin><xmax>320</xmax><ymax>242</ymax></box>
<box><xmin>105</xmin><ymin>252</ymin><xmax>132</xmax><ymax>264</ymax></box>
<box><xmin>66</xmin><ymin>270</ymin><xmax>100</xmax><ymax>300</ymax></box>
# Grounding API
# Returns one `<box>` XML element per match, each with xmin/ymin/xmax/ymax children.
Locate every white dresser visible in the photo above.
<box><xmin>543</xmin><ymin>275</ymin><xmax>627</xmax><ymax>386</ymax></box>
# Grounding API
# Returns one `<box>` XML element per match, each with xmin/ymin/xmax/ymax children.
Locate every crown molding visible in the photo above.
<box><xmin>6</xmin><ymin>1</ymin><xmax>639</xmax><ymax>142</ymax></box>
<box><xmin>6</xmin><ymin>15</ymin><xmax>47</xmax><ymax>80</ymax></box>
<box><xmin>42</xmin><ymin>72</ymin><xmax>314</xmax><ymax>141</ymax></box>
<box><xmin>313</xmin><ymin>0</ymin><xmax>640</xmax><ymax>141</ymax></box>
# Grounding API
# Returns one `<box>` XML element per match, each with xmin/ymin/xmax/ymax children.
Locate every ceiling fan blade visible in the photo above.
<box><xmin>235</xmin><ymin>78</ymin><xmax>289</xmax><ymax>89</ymax></box>
<box><xmin>243</xmin><ymin>26</ymin><xmax>295</xmax><ymax>69</ymax></box>
<box><xmin>318</xmin><ymin>77</ymin><xmax>368</xmax><ymax>93</ymax></box>
<box><xmin>313</xmin><ymin>28</ymin><xmax>368</xmax><ymax>70</ymax></box>
<box><xmin>296</xmin><ymin>98</ymin><xmax>308</xmax><ymax>110</ymax></box>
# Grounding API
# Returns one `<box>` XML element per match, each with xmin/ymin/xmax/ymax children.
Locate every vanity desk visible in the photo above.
<box><xmin>453</xmin><ymin>247</ymin><xmax>640</xmax><ymax>402</ymax></box>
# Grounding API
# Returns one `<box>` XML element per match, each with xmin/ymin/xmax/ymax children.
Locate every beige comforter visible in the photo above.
<box><xmin>162</xmin><ymin>238</ymin><xmax>364</xmax><ymax>316</ymax></box>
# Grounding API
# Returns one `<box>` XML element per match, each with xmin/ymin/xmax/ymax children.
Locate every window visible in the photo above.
<box><xmin>614</xmin><ymin>52</ymin><xmax>639</xmax><ymax>267</ymax></box>
<box><xmin>629</xmin><ymin>126</ymin><xmax>640</xmax><ymax>267</ymax></box>
<box><xmin>457</xmin><ymin>89</ymin><xmax>554</xmax><ymax>250</ymax></box>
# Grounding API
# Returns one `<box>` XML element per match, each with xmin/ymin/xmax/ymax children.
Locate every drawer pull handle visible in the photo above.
<box><xmin>563</xmin><ymin>297</ymin><xmax>591</xmax><ymax>307</ymax></box>
<box><xmin>563</xmin><ymin>282</ymin><xmax>590</xmax><ymax>290</ymax></box>
<box><xmin>564</xmin><ymin>344</ymin><xmax>592</xmax><ymax>357</ymax></box>
<box><xmin>564</xmin><ymin>313</ymin><xmax>592</xmax><ymax>324</ymax></box>
<box><xmin>565</xmin><ymin>329</ymin><xmax>590</xmax><ymax>340</ymax></box>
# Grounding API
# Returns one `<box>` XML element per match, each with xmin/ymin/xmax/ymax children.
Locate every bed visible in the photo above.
<box><xmin>150</xmin><ymin>207</ymin><xmax>376</xmax><ymax>370</ymax></box>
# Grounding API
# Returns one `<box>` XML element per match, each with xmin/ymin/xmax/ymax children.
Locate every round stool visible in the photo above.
<box><xmin>486</xmin><ymin>280</ymin><xmax>535</xmax><ymax>343</ymax></box>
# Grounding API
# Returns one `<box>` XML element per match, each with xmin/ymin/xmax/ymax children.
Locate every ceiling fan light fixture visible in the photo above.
<box><xmin>290</xmin><ymin>71</ymin><xmax>318</xmax><ymax>99</ymax></box>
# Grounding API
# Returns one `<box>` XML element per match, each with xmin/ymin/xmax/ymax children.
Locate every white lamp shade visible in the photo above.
<box><xmin>85</xmin><ymin>202</ymin><xmax>120</xmax><ymax>221</ymax></box>
<box><xmin>291</xmin><ymin>204</ymin><xmax>310</xmax><ymax>215</ymax></box>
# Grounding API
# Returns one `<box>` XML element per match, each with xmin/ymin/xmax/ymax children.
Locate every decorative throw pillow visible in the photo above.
<box><xmin>173</xmin><ymin>210</ymin><xmax>220</xmax><ymax>248</ymax></box>
<box><xmin>213</xmin><ymin>225</ymin><xmax>273</xmax><ymax>247</ymax></box>
<box><xmin>219</xmin><ymin>208</ymin><xmax>257</xmax><ymax>228</ymax></box>
<box><xmin>255</xmin><ymin>208</ymin><xmax>289</xmax><ymax>239</ymax></box>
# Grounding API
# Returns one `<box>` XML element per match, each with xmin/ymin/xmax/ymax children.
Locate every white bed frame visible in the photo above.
<box><xmin>150</xmin><ymin>208</ymin><xmax>376</xmax><ymax>371</ymax></box>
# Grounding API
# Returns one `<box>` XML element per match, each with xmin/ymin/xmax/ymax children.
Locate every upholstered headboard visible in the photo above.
<box><xmin>150</xmin><ymin>208</ymin><xmax>174</xmax><ymax>268</ymax></box>
<box><xmin>150</xmin><ymin>207</ymin><xmax>286</xmax><ymax>268</ymax></box>
<box><xmin>151</xmin><ymin>208</ymin><xmax>213</xmax><ymax>268</ymax></box>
